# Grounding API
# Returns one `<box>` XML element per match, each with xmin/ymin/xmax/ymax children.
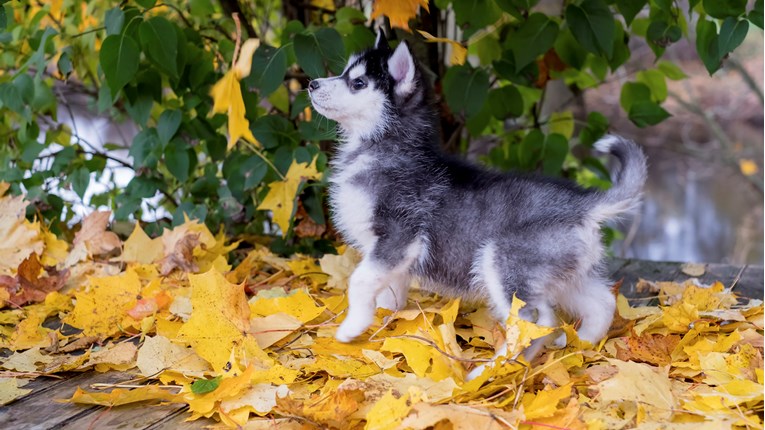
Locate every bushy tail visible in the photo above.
<box><xmin>591</xmin><ymin>135</ymin><xmax>648</xmax><ymax>221</ymax></box>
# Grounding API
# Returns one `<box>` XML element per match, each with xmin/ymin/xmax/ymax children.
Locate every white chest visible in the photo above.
<box><xmin>329</xmin><ymin>154</ymin><xmax>377</xmax><ymax>254</ymax></box>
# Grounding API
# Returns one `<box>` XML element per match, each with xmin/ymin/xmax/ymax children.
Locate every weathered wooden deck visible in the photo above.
<box><xmin>2</xmin><ymin>258</ymin><xmax>762</xmax><ymax>430</ymax></box>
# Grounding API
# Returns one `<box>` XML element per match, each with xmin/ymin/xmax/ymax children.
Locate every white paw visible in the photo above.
<box><xmin>335</xmin><ymin>322</ymin><xmax>362</xmax><ymax>343</ymax></box>
<box><xmin>375</xmin><ymin>287</ymin><xmax>404</xmax><ymax>311</ymax></box>
<box><xmin>466</xmin><ymin>364</ymin><xmax>489</xmax><ymax>381</ymax></box>
<box><xmin>335</xmin><ymin>313</ymin><xmax>373</xmax><ymax>343</ymax></box>
<box><xmin>550</xmin><ymin>332</ymin><xmax>567</xmax><ymax>349</ymax></box>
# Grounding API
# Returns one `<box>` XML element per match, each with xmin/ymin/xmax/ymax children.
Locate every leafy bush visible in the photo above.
<box><xmin>0</xmin><ymin>0</ymin><xmax>760</xmax><ymax>250</ymax></box>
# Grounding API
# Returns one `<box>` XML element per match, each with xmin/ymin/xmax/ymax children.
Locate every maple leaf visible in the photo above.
<box><xmin>0</xmin><ymin>253</ymin><xmax>69</xmax><ymax>308</ymax></box>
<box><xmin>113</xmin><ymin>224</ymin><xmax>163</xmax><ymax>265</ymax></box>
<box><xmin>417</xmin><ymin>30</ymin><xmax>467</xmax><ymax>65</ymax></box>
<box><xmin>136</xmin><ymin>335</ymin><xmax>210</xmax><ymax>378</ymax></box>
<box><xmin>0</xmin><ymin>193</ymin><xmax>44</xmax><ymax>274</ymax></box>
<box><xmin>614</xmin><ymin>332</ymin><xmax>681</xmax><ymax>366</ymax></box>
<box><xmin>210</xmin><ymin>39</ymin><xmax>260</xmax><ymax>150</ymax></box>
<box><xmin>0</xmin><ymin>378</ymin><xmax>31</xmax><ymax>405</ymax></box>
<box><xmin>176</xmin><ymin>269</ymin><xmax>271</xmax><ymax>372</ymax></box>
<box><xmin>64</xmin><ymin>211</ymin><xmax>121</xmax><ymax>267</ymax></box>
<box><xmin>65</xmin><ymin>385</ymin><xmax>179</xmax><ymax>407</ymax></box>
<box><xmin>65</xmin><ymin>268</ymin><xmax>142</xmax><ymax>338</ymax></box>
<box><xmin>40</xmin><ymin>227</ymin><xmax>69</xmax><ymax>267</ymax></box>
<box><xmin>257</xmin><ymin>157</ymin><xmax>322</xmax><ymax>236</ymax></box>
<box><xmin>596</xmin><ymin>359</ymin><xmax>674</xmax><ymax>420</ymax></box>
<box><xmin>371</xmin><ymin>0</ymin><xmax>429</xmax><ymax>31</ymax></box>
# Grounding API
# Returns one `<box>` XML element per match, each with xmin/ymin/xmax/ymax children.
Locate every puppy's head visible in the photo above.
<box><xmin>308</xmin><ymin>30</ymin><xmax>419</xmax><ymax>139</ymax></box>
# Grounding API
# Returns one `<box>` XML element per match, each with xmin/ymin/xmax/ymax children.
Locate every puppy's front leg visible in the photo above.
<box><xmin>336</xmin><ymin>258</ymin><xmax>390</xmax><ymax>342</ymax></box>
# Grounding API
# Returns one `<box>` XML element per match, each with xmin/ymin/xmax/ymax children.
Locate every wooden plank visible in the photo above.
<box><xmin>0</xmin><ymin>371</ymin><xmax>133</xmax><ymax>429</ymax></box>
<box><xmin>607</xmin><ymin>258</ymin><xmax>763</xmax><ymax>300</ymax></box>
<box><xmin>146</xmin><ymin>409</ymin><xmax>216</xmax><ymax>430</ymax></box>
<box><xmin>56</xmin><ymin>402</ymin><xmax>188</xmax><ymax>430</ymax></box>
<box><xmin>7</xmin><ymin>374</ymin><xmax>73</xmax><ymax>403</ymax></box>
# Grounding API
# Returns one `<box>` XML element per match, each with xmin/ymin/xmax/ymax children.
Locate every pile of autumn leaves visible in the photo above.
<box><xmin>0</xmin><ymin>188</ymin><xmax>763</xmax><ymax>429</ymax></box>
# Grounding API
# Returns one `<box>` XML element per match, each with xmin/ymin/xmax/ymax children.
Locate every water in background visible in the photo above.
<box><xmin>614</xmin><ymin>147</ymin><xmax>763</xmax><ymax>265</ymax></box>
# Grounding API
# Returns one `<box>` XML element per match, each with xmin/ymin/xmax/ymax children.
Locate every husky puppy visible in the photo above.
<box><xmin>308</xmin><ymin>31</ymin><xmax>647</xmax><ymax>361</ymax></box>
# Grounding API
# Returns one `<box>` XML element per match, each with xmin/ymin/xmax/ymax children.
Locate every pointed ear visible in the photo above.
<box><xmin>375</xmin><ymin>29</ymin><xmax>388</xmax><ymax>50</ymax></box>
<box><xmin>387</xmin><ymin>41</ymin><xmax>416</xmax><ymax>96</ymax></box>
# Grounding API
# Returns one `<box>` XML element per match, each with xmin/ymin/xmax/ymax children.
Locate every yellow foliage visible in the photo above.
<box><xmin>257</xmin><ymin>157</ymin><xmax>323</xmax><ymax>236</ymax></box>
<box><xmin>417</xmin><ymin>30</ymin><xmax>467</xmax><ymax>65</ymax></box>
<box><xmin>176</xmin><ymin>269</ymin><xmax>270</xmax><ymax>372</ymax></box>
<box><xmin>0</xmin><ymin>200</ymin><xmax>761</xmax><ymax>428</ymax></box>
<box><xmin>371</xmin><ymin>0</ymin><xmax>429</xmax><ymax>31</ymax></box>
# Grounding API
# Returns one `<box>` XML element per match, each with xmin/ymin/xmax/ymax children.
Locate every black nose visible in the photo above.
<box><xmin>308</xmin><ymin>80</ymin><xmax>320</xmax><ymax>91</ymax></box>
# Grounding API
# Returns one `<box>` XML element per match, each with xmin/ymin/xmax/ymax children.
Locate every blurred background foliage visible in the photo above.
<box><xmin>0</xmin><ymin>0</ymin><xmax>761</xmax><ymax>259</ymax></box>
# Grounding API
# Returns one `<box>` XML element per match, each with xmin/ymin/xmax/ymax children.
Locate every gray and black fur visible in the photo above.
<box><xmin>308</xmin><ymin>31</ymin><xmax>647</xmax><ymax>367</ymax></box>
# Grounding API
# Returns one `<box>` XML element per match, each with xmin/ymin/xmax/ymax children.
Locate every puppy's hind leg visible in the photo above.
<box><xmin>562</xmin><ymin>274</ymin><xmax>616</xmax><ymax>345</ymax></box>
<box><xmin>375</xmin><ymin>274</ymin><xmax>410</xmax><ymax>311</ymax></box>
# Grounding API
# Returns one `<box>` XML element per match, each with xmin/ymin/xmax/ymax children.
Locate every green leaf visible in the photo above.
<box><xmin>243</xmin><ymin>156</ymin><xmax>268</xmax><ymax>190</ymax></box>
<box><xmin>565</xmin><ymin>0</ymin><xmax>615</xmax><ymax>58</ymax></box>
<box><xmin>100</xmin><ymin>34</ymin><xmax>140</xmax><ymax>98</ymax></box>
<box><xmin>135</xmin><ymin>0</ymin><xmax>157</xmax><ymax>8</ymax></box>
<box><xmin>657</xmin><ymin>60</ymin><xmax>688</xmax><ymax>80</ymax></box>
<box><xmin>164</xmin><ymin>138</ymin><xmax>190</xmax><ymax>182</ymax></box>
<box><xmin>104</xmin><ymin>7</ymin><xmax>124</xmax><ymax>35</ymax></box>
<box><xmin>608</xmin><ymin>20</ymin><xmax>630</xmax><ymax>70</ymax></box>
<box><xmin>139</xmin><ymin>17</ymin><xmax>178</xmax><ymax>78</ymax></box>
<box><xmin>294</xmin><ymin>29</ymin><xmax>346</xmax><ymax>78</ymax></box>
<box><xmin>628</xmin><ymin>99</ymin><xmax>671</xmax><ymax>127</ymax></box>
<box><xmin>696</xmin><ymin>18</ymin><xmax>720</xmax><ymax>74</ymax></box>
<box><xmin>126</xmin><ymin>175</ymin><xmax>162</xmax><ymax>199</ymax></box>
<box><xmin>466</xmin><ymin>103</ymin><xmax>492</xmax><ymax>136</ymax></box>
<box><xmin>616</xmin><ymin>0</ymin><xmax>647</xmax><ymax>26</ymax></box>
<box><xmin>71</xmin><ymin>167</ymin><xmax>90</xmax><ymax>199</ymax></box>
<box><xmin>130</xmin><ymin>128</ymin><xmax>161</xmax><ymax>168</ymax></box>
<box><xmin>542</xmin><ymin>133</ymin><xmax>569</xmax><ymax>175</ymax></box>
<box><xmin>718</xmin><ymin>17</ymin><xmax>749</xmax><ymax>59</ymax></box>
<box><xmin>245</xmin><ymin>44</ymin><xmax>287</xmax><ymax>96</ymax></box>
<box><xmin>636</xmin><ymin>69</ymin><xmax>667</xmax><ymax>102</ymax></box>
<box><xmin>157</xmin><ymin>109</ymin><xmax>182</xmax><ymax>145</ymax></box>
<box><xmin>342</xmin><ymin>26</ymin><xmax>375</xmax><ymax>55</ymax></box>
<box><xmin>454</xmin><ymin>0</ymin><xmax>502</xmax><ymax>32</ymax></box>
<box><xmin>749</xmin><ymin>0</ymin><xmax>763</xmax><ymax>28</ymax></box>
<box><xmin>487</xmin><ymin>86</ymin><xmax>524</xmax><ymax>119</ymax></box>
<box><xmin>189</xmin><ymin>0</ymin><xmax>215</xmax><ymax>17</ymax></box>
<box><xmin>315</xmin><ymin>28</ymin><xmax>347</xmax><ymax>75</ymax></box>
<box><xmin>506</xmin><ymin>13</ymin><xmax>559</xmax><ymax>72</ymax></box>
<box><xmin>619</xmin><ymin>81</ymin><xmax>652</xmax><ymax>111</ymax></box>
<box><xmin>548</xmin><ymin>111</ymin><xmax>574</xmax><ymax>139</ymax></box>
<box><xmin>703</xmin><ymin>0</ymin><xmax>747</xmax><ymax>19</ymax></box>
<box><xmin>57</xmin><ymin>47</ymin><xmax>73</xmax><ymax>78</ymax></box>
<box><xmin>442</xmin><ymin>64</ymin><xmax>490</xmax><ymax>117</ymax></box>
<box><xmin>646</xmin><ymin>20</ymin><xmax>682</xmax><ymax>48</ymax></box>
<box><xmin>473</xmin><ymin>34</ymin><xmax>502</xmax><ymax>66</ymax></box>
<box><xmin>251</xmin><ymin>115</ymin><xmax>299</xmax><ymax>149</ymax></box>
<box><xmin>554</xmin><ymin>29</ymin><xmax>589</xmax><ymax>70</ymax></box>
<box><xmin>579</xmin><ymin>111</ymin><xmax>609</xmax><ymax>146</ymax></box>
<box><xmin>125</xmin><ymin>94</ymin><xmax>153</xmax><ymax>126</ymax></box>
<box><xmin>0</xmin><ymin>4</ymin><xmax>6</xmax><ymax>31</ymax></box>
<box><xmin>21</xmin><ymin>143</ymin><xmax>44</xmax><ymax>164</ymax></box>
<box><xmin>519</xmin><ymin>129</ymin><xmax>545</xmax><ymax>169</ymax></box>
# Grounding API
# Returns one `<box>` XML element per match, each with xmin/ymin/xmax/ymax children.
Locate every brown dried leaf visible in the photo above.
<box><xmin>158</xmin><ymin>232</ymin><xmax>200</xmax><ymax>275</ymax></box>
<box><xmin>615</xmin><ymin>333</ymin><xmax>681</xmax><ymax>366</ymax></box>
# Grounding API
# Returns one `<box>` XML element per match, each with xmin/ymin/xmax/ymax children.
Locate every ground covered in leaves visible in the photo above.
<box><xmin>0</xmin><ymin>188</ymin><xmax>763</xmax><ymax>429</ymax></box>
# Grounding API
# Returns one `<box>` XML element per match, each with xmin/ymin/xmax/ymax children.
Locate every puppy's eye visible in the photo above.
<box><xmin>351</xmin><ymin>77</ymin><xmax>367</xmax><ymax>91</ymax></box>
